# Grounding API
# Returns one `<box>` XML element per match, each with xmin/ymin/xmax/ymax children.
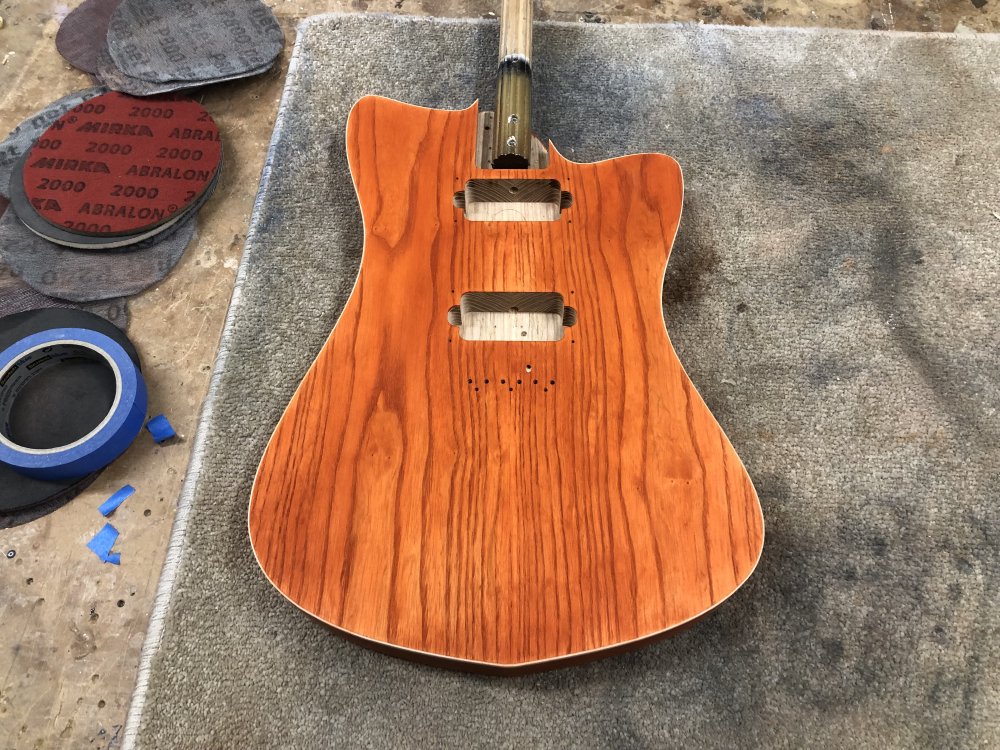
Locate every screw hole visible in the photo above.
<box><xmin>467</xmin><ymin>378</ymin><xmax>473</xmax><ymax>384</ymax></box>
<box><xmin>533</xmin><ymin>379</ymin><xmax>538</xmax><ymax>384</ymax></box>
<box><xmin>526</xmin><ymin>364</ymin><xmax>532</xmax><ymax>372</ymax></box>
<box><xmin>517</xmin><ymin>380</ymin><xmax>522</xmax><ymax>384</ymax></box>
<box><xmin>550</xmin><ymin>380</ymin><xmax>556</xmax><ymax>385</ymax></box>
<box><xmin>474</xmin><ymin>387</ymin><xmax>479</xmax><ymax>392</ymax></box>
<box><xmin>116</xmin><ymin>600</ymin><xmax>125</xmax><ymax>608</ymax></box>
<box><xmin>500</xmin><ymin>379</ymin><xmax>506</xmax><ymax>384</ymax></box>
<box><xmin>484</xmin><ymin>379</ymin><xmax>490</xmax><ymax>384</ymax></box>
<box><xmin>544</xmin><ymin>387</ymin><xmax>549</xmax><ymax>392</ymax></box>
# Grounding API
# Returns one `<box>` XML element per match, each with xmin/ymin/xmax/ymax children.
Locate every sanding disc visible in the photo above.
<box><xmin>0</xmin><ymin>88</ymin><xmax>107</xmax><ymax>205</ymax></box>
<box><xmin>107</xmin><ymin>0</ymin><xmax>283</xmax><ymax>84</ymax></box>
<box><xmin>10</xmin><ymin>150</ymin><xmax>219</xmax><ymax>250</ymax></box>
<box><xmin>56</xmin><ymin>0</ymin><xmax>122</xmax><ymax>75</ymax></box>
<box><xmin>0</xmin><ymin>263</ymin><xmax>128</xmax><ymax>327</ymax></box>
<box><xmin>21</xmin><ymin>91</ymin><xmax>222</xmax><ymax>237</ymax></box>
<box><xmin>0</xmin><ymin>206</ymin><xmax>197</xmax><ymax>302</ymax></box>
<box><xmin>96</xmin><ymin>45</ymin><xmax>274</xmax><ymax>97</ymax></box>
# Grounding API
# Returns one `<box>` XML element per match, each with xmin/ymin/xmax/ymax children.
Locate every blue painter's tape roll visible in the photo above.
<box><xmin>0</xmin><ymin>328</ymin><xmax>147</xmax><ymax>481</ymax></box>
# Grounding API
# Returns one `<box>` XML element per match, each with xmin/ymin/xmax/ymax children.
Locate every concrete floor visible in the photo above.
<box><xmin>0</xmin><ymin>0</ymin><xmax>997</xmax><ymax>748</ymax></box>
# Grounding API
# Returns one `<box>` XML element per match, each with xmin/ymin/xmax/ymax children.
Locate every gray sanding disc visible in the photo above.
<box><xmin>0</xmin><ymin>263</ymin><xmax>128</xmax><ymax>327</ymax></box>
<box><xmin>107</xmin><ymin>0</ymin><xmax>283</xmax><ymax>84</ymax></box>
<box><xmin>55</xmin><ymin>0</ymin><xmax>122</xmax><ymax>75</ymax></box>
<box><xmin>0</xmin><ymin>88</ymin><xmax>107</xmax><ymax>203</ymax></box>
<box><xmin>0</xmin><ymin>208</ymin><xmax>197</xmax><ymax>301</ymax></box>
<box><xmin>96</xmin><ymin>44</ymin><xmax>273</xmax><ymax>96</ymax></box>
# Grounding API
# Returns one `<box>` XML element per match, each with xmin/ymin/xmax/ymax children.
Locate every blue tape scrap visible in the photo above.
<box><xmin>87</xmin><ymin>523</ymin><xmax>121</xmax><ymax>565</ymax></box>
<box><xmin>98</xmin><ymin>484</ymin><xmax>135</xmax><ymax>517</ymax></box>
<box><xmin>146</xmin><ymin>414</ymin><xmax>176</xmax><ymax>444</ymax></box>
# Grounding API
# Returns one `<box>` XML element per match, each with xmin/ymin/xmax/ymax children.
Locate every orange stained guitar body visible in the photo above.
<box><xmin>249</xmin><ymin>95</ymin><xmax>764</xmax><ymax>673</ymax></box>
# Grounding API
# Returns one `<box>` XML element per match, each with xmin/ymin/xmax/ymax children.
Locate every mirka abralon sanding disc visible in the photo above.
<box><xmin>9</xmin><ymin>150</ymin><xmax>219</xmax><ymax>250</ymax></box>
<box><xmin>21</xmin><ymin>91</ymin><xmax>222</xmax><ymax>237</ymax></box>
<box><xmin>0</xmin><ymin>88</ymin><xmax>107</xmax><ymax>205</ymax></box>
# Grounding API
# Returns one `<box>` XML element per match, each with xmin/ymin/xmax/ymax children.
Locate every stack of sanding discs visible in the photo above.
<box><xmin>8</xmin><ymin>91</ymin><xmax>222</xmax><ymax>251</ymax></box>
<box><xmin>65</xmin><ymin>0</ymin><xmax>285</xmax><ymax>96</ymax></box>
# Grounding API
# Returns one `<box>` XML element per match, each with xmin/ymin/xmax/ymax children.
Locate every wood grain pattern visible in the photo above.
<box><xmin>249</xmin><ymin>96</ymin><xmax>764</xmax><ymax>673</ymax></box>
<box><xmin>498</xmin><ymin>0</ymin><xmax>533</xmax><ymax>64</ymax></box>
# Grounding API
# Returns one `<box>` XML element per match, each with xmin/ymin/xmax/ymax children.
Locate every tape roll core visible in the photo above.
<box><xmin>0</xmin><ymin>328</ymin><xmax>147</xmax><ymax>480</ymax></box>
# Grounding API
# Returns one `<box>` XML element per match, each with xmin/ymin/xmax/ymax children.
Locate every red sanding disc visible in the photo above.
<box><xmin>22</xmin><ymin>91</ymin><xmax>222</xmax><ymax>237</ymax></box>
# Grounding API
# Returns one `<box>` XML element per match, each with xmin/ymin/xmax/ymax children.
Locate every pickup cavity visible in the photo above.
<box><xmin>453</xmin><ymin>179</ymin><xmax>572</xmax><ymax>222</ymax></box>
<box><xmin>448</xmin><ymin>291</ymin><xmax>577</xmax><ymax>341</ymax></box>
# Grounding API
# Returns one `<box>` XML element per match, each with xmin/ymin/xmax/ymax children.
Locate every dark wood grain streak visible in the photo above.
<box><xmin>249</xmin><ymin>96</ymin><xmax>764</xmax><ymax>672</ymax></box>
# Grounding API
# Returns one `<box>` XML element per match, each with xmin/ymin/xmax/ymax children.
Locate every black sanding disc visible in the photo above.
<box><xmin>21</xmin><ymin>92</ymin><xmax>222</xmax><ymax>238</ymax></box>
<box><xmin>0</xmin><ymin>262</ymin><xmax>128</xmax><ymax>327</ymax></box>
<box><xmin>0</xmin><ymin>205</ymin><xmax>198</xmax><ymax>301</ymax></box>
<box><xmin>0</xmin><ymin>88</ymin><xmax>107</xmax><ymax>205</ymax></box>
<box><xmin>56</xmin><ymin>0</ymin><xmax>122</xmax><ymax>75</ymax></box>
<box><xmin>0</xmin><ymin>307</ymin><xmax>140</xmax><ymax>520</ymax></box>
<box><xmin>96</xmin><ymin>45</ymin><xmax>273</xmax><ymax>97</ymax></box>
<box><xmin>106</xmin><ymin>0</ymin><xmax>283</xmax><ymax>84</ymax></box>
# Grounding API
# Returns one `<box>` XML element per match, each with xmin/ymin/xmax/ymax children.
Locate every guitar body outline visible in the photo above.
<box><xmin>249</xmin><ymin>96</ymin><xmax>764</xmax><ymax>673</ymax></box>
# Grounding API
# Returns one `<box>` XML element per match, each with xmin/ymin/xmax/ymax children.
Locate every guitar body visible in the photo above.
<box><xmin>249</xmin><ymin>95</ymin><xmax>763</xmax><ymax>673</ymax></box>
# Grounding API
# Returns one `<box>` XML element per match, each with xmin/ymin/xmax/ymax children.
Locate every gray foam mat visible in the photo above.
<box><xmin>123</xmin><ymin>15</ymin><xmax>1000</xmax><ymax>749</ymax></box>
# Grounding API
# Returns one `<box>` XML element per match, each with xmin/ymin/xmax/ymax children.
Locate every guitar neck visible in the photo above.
<box><xmin>492</xmin><ymin>0</ymin><xmax>533</xmax><ymax>169</ymax></box>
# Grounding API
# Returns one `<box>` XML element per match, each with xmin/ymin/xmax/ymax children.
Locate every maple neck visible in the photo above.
<box><xmin>492</xmin><ymin>0</ymin><xmax>533</xmax><ymax>169</ymax></box>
